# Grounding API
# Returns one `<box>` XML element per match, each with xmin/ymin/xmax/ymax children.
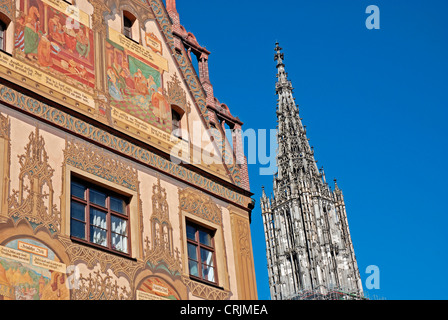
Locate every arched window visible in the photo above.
<box><xmin>122</xmin><ymin>11</ymin><xmax>138</xmax><ymax>43</ymax></box>
<box><xmin>0</xmin><ymin>12</ymin><xmax>12</xmax><ymax>54</ymax></box>
<box><xmin>171</xmin><ymin>105</ymin><xmax>185</xmax><ymax>139</ymax></box>
<box><xmin>0</xmin><ymin>12</ymin><xmax>11</xmax><ymax>54</ymax></box>
<box><xmin>171</xmin><ymin>109</ymin><xmax>182</xmax><ymax>138</ymax></box>
<box><xmin>219</xmin><ymin>118</ymin><xmax>234</xmax><ymax>150</ymax></box>
<box><xmin>0</xmin><ymin>20</ymin><xmax>6</xmax><ymax>52</ymax></box>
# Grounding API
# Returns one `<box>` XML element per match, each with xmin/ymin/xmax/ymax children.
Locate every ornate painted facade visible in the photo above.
<box><xmin>260</xmin><ymin>43</ymin><xmax>363</xmax><ymax>300</ymax></box>
<box><xmin>0</xmin><ymin>0</ymin><xmax>256</xmax><ymax>300</ymax></box>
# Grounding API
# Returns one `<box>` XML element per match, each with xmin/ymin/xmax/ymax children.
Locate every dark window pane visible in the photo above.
<box><xmin>172</xmin><ymin>110</ymin><xmax>181</xmax><ymax>122</ymax></box>
<box><xmin>187</xmin><ymin>243</ymin><xmax>197</xmax><ymax>260</ymax></box>
<box><xmin>199</xmin><ymin>230</ymin><xmax>212</xmax><ymax>247</ymax></box>
<box><xmin>90</xmin><ymin>189</ymin><xmax>106</xmax><ymax>207</ymax></box>
<box><xmin>172</xmin><ymin>110</ymin><xmax>181</xmax><ymax>135</ymax></box>
<box><xmin>124</xmin><ymin>27</ymin><xmax>131</xmax><ymax>38</ymax></box>
<box><xmin>112</xmin><ymin>233</ymin><xmax>128</xmax><ymax>253</ymax></box>
<box><xmin>71</xmin><ymin>181</ymin><xmax>86</xmax><ymax>199</ymax></box>
<box><xmin>186</xmin><ymin>224</ymin><xmax>196</xmax><ymax>241</ymax></box>
<box><xmin>123</xmin><ymin>16</ymin><xmax>132</xmax><ymax>38</ymax></box>
<box><xmin>90</xmin><ymin>208</ymin><xmax>107</xmax><ymax>228</ymax></box>
<box><xmin>111</xmin><ymin>215</ymin><xmax>127</xmax><ymax>236</ymax></box>
<box><xmin>202</xmin><ymin>265</ymin><xmax>215</xmax><ymax>283</ymax></box>
<box><xmin>71</xmin><ymin>201</ymin><xmax>85</xmax><ymax>221</ymax></box>
<box><xmin>188</xmin><ymin>260</ymin><xmax>199</xmax><ymax>277</ymax></box>
<box><xmin>110</xmin><ymin>196</ymin><xmax>125</xmax><ymax>214</ymax></box>
<box><xmin>71</xmin><ymin>219</ymin><xmax>85</xmax><ymax>240</ymax></box>
<box><xmin>0</xmin><ymin>21</ymin><xmax>5</xmax><ymax>52</ymax></box>
<box><xmin>201</xmin><ymin>248</ymin><xmax>214</xmax><ymax>266</ymax></box>
<box><xmin>123</xmin><ymin>15</ymin><xmax>132</xmax><ymax>28</ymax></box>
<box><xmin>90</xmin><ymin>226</ymin><xmax>107</xmax><ymax>247</ymax></box>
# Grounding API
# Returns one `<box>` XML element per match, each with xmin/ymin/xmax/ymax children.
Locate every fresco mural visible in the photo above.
<box><xmin>106</xmin><ymin>37</ymin><xmax>172</xmax><ymax>134</ymax></box>
<box><xmin>15</xmin><ymin>0</ymin><xmax>95</xmax><ymax>91</ymax></box>
<box><xmin>0</xmin><ymin>238</ymin><xmax>69</xmax><ymax>300</ymax></box>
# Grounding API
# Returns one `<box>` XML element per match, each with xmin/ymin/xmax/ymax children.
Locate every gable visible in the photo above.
<box><xmin>0</xmin><ymin>0</ymin><xmax>244</xmax><ymax>187</ymax></box>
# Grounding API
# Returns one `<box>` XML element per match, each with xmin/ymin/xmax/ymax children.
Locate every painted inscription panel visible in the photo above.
<box><xmin>136</xmin><ymin>276</ymin><xmax>180</xmax><ymax>300</ymax></box>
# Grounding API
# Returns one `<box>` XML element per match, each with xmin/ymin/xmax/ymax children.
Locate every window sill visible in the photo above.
<box><xmin>0</xmin><ymin>49</ymin><xmax>12</xmax><ymax>57</ymax></box>
<box><xmin>124</xmin><ymin>35</ymin><xmax>140</xmax><ymax>45</ymax></box>
<box><xmin>172</xmin><ymin>134</ymin><xmax>189</xmax><ymax>143</ymax></box>
<box><xmin>70</xmin><ymin>236</ymin><xmax>137</xmax><ymax>262</ymax></box>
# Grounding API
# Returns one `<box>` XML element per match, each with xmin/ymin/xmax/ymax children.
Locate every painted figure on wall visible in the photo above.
<box><xmin>48</xmin><ymin>15</ymin><xmax>65</xmax><ymax>45</ymax></box>
<box><xmin>106</xmin><ymin>39</ymin><xmax>172</xmax><ymax>133</ymax></box>
<box><xmin>23</xmin><ymin>6</ymin><xmax>40</xmax><ymax>61</ymax></box>
<box><xmin>151</xmin><ymin>87</ymin><xmax>170</xmax><ymax>123</ymax></box>
<box><xmin>76</xmin><ymin>28</ymin><xmax>90</xmax><ymax>58</ymax></box>
<box><xmin>15</xmin><ymin>0</ymin><xmax>95</xmax><ymax>90</ymax></box>
<box><xmin>37</xmin><ymin>33</ymin><xmax>52</xmax><ymax>67</ymax></box>
<box><xmin>14</xmin><ymin>13</ymin><xmax>26</xmax><ymax>53</ymax></box>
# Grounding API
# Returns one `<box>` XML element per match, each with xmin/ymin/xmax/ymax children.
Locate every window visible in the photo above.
<box><xmin>171</xmin><ymin>108</ymin><xmax>182</xmax><ymax>138</ymax></box>
<box><xmin>0</xmin><ymin>20</ymin><xmax>6</xmax><ymax>52</ymax></box>
<box><xmin>220</xmin><ymin>119</ymin><xmax>234</xmax><ymax>150</ymax></box>
<box><xmin>186</xmin><ymin>221</ymin><xmax>217</xmax><ymax>284</ymax></box>
<box><xmin>70</xmin><ymin>178</ymin><xmax>130</xmax><ymax>255</ymax></box>
<box><xmin>123</xmin><ymin>15</ymin><xmax>132</xmax><ymax>39</ymax></box>
<box><xmin>122</xmin><ymin>11</ymin><xmax>137</xmax><ymax>42</ymax></box>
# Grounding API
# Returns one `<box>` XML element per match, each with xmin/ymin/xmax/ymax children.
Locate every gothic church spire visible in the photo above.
<box><xmin>261</xmin><ymin>43</ymin><xmax>364</xmax><ymax>300</ymax></box>
<box><xmin>274</xmin><ymin>43</ymin><xmax>318</xmax><ymax>193</ymax></box>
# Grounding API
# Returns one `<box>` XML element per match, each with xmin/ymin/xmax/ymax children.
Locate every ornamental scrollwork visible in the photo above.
<box><xmin>181</xmin><ymin>275</ymin><xmax>231</xmax><ymax>300</ymax></box>
<box><xmin>178</xmin><ymin>188</ymin><xmax>222</xmax><ymax>226</ymax></box>
<box><xmin>144</xmin><ymin>177</ymin><xmax>182</xmax><ymax>276</ymax></box>
<box><xmin>63</xmin><ymin>139</ymin><xmax>139</xmax><ymax>192</ymax></box>
<box><xmin>8</xmin><ymin>126</ymin><xmax>61</xmax><ymax>234</ymax></box>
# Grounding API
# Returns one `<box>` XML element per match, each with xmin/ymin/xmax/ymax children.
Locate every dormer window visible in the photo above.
<box><xmin>171</xmin><ymin>107</ymin><xmax>183</xmax><ymax>139</ymax></box>
<box><xmin>0</xmin><ymin>13</ymin><xmax>11</xmax><ymax>54</ymax></box>
<box><xmin>122</xmin><ymin>11</ymin><xmax>139</xmax><ymax>43</ymax></box>
<box><xmin>123</xmin><ymin>15</ymin><xmax>133</xmax><ymax>39</ymax></box>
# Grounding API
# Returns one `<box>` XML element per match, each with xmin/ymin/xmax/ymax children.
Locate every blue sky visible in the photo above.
<box><xmin>174</xmin><ymin>0</ymin><xmax>448</xmax><ymax>300</ymax></box>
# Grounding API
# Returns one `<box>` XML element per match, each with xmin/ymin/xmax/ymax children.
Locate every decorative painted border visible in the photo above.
<box><xmin>0</xmin><ymin>84</ymin><xmax>245</xmax><ymax>206</ymax></box>
<box><xmin>148</xmin><ymin>0</ymin><xmax>209</xmax><ymax>123</ymax></box>
<box><xmin>147</xmin><ymin>0</ymin><xmax>243</xmax><ymax>186</ymax></box>
<box><xmin>64</xmin><ymin>139</ymin><xmax>139</xmax><ymax>192</ymax></box>
<box><xmin>179</xmin><ymin>187</ymin><xmax>223</xmax><ymax>226</ymax></box>
<box><xmin>0</xmin><ymin>0</ymin><xmax>13</xmax><ymax>18</ymax></box>
<box><xmin>181</xmin><ymin>275</ymin><xmax>231</xmax><ymax>300</ymax></box>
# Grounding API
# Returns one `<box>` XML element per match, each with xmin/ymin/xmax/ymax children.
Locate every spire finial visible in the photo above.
<box><xmin>334</xmin><ymin>178</ymin><xmax>340</xmax><ymax>191</ymax></box>
<box><xmin>275</xmin><ymin>41</ymin><xmax>282</xmax><ymax>52</ymax></box>
<box><xmin>274</xmin><ymin>42</ymin><xmax>284</xmax><ymax>66</ymax></box>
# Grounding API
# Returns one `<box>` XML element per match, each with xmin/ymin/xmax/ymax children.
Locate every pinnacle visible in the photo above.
<box><xmin>275</xmin><ymin>42</ymin><xmax>282</xmax><ymax>52</ymax></box>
